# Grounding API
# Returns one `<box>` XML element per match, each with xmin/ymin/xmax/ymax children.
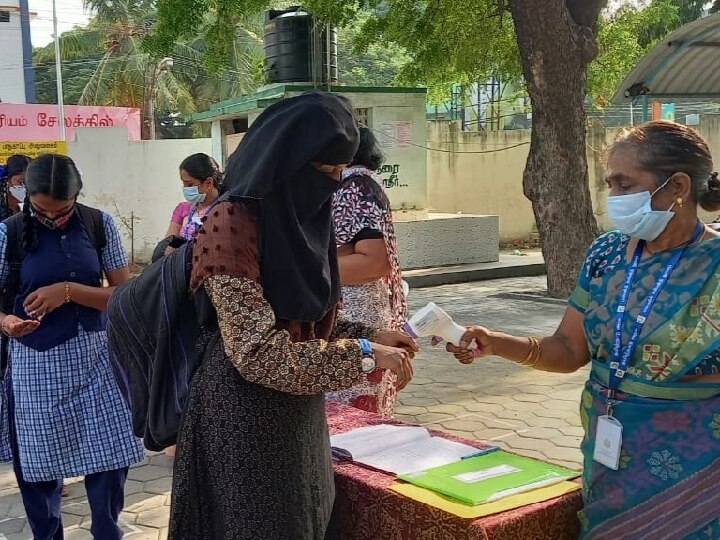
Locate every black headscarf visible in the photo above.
<box><xmin>221</xmin><ymin>91</ymin><xmax>359</xmax><ymax>322</ymax></box>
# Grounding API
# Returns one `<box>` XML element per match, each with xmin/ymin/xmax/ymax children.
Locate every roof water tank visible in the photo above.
<box><xmin>263</xmin><ymin>8</ymin><xmax>338</xmax><ymax>84</ymax></box>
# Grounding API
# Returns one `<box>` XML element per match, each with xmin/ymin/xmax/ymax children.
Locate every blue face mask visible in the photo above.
<box><xmin>182</xmin><ymin>186</ymin><xmax>206</xmax><ymax>204</ymax></box>
<box><xmin>606</xmin><ymin>177</ymin><xmax>676</xmax><ymax>241</ymax></box>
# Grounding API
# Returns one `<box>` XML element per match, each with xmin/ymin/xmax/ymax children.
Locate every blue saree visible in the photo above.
<box><xmin>569</xmin><ymin>230</ymin><xmax>720</xmax><ymax>539</ymax></box>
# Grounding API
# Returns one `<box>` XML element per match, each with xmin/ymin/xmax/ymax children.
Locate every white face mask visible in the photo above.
<box><xmin>606</xmin><ymin>177</ymin><xmax>676</xmax><ymax>241</ymax></box>
<box><xmin>9</xmin><ymin>185</ymin><xmax>26</xmax><ymax>202</ymax></box>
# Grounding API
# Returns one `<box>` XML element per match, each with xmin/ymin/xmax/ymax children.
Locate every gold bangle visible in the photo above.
<box><xmin>64</xmin><ymin>282</ymin><xmax>71</xmax><ymax>304</ymax></box>
<box><xmin>521</xmin><ymin>337</ymin><xmax>541</xmax><ymax>368</ymax></box>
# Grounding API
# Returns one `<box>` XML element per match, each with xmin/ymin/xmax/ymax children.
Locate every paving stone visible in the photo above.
<box><xmin>125</xmin><ymin>493</ymin><xmax>167</xmax><ymax>513</ymax></box>
<box><xmin>439</xmin><ymin>419</ymin><xmax>485</xmax><ymax>433</ymax></box>
<box><xmin>61</xmin><ymin>513</ymin><xmax>83</xmax><ymax>528</ymax></box>
<box><xmin>461</xmin><ymin>401</ymin><xmax>505</xmax><ymax>413</ymax></box>
<box><xmin>145</xmin><ymin>476</ymin><xmax>173</xmax><ymax>495</ymax></box>
<box><xmin>402</xmin><ymin>412</ymin><xmax>456</xmax><ymax>425</ymax></box>
<box><xmin>149</xmin><ymin>454</ymin><xmax>175</xmax><ymax>469</ymax></box>
<box><xmin>128</xmin><ymin>465</ymin><xmax>169</xmax><ymax>483</ymax></box>
<box><xmin>545</xmin><ymin>446</ymin><xmax>584</xmax><ymax>464</ymax></box>
<box><xmin>521</xmin><ymin>427</ymin><xmax>565</xmax><ymax>440</ymax></box>
<box><xmin>136</xmin><ymin>505</ymin><xmax>172</xmax><ymax>529</ymax></box>
<box><xmin>553</xmin><ymin>435</ymin><xmax>585</xmax><ymax>448</ymax></box>
<box><xmin>64</xmin><ymin>529</ymin><xmax>92</xmax><ymax>540</ymax></box>
<box><xmin>7</xmin><ymin>502</ymin><xmax>26</xmax><ymax>519</ymax></box>
<box><xmin>393</xmin><ymin>405</ymin><xmax>428</xmax><ymax>416</ymax></box>
<box><xmin>397</xmin><ymin>396</ymin><xmax>441</xmax><ymax>407</ymax></box>
<box><xmin>0</xmin><ymin>516</ymin><xmax>26</xmax><ymax>535</ymax></box>
<box><xmin>62</xmin><ymin>500</ymin><xmax>91</xmax><ymax>517</ymax></box>
<box><xmin>472</xmin><ymin>429</ymin><xmax>519</xmax><ymax>442</ymax></box>
<box><xmin>508</xmin><ymin>393</ymin><xmax>551</xmax><ymax>403</ymax></box>
<box><xmin>503</xmin><ymin>437</ymin><xmax>559</xmax><ymax>453</ymax></box>
<box><xmin>424</xmin><ymin>404</ymin><xmax>470</xmax><ymax>415</ymax></box>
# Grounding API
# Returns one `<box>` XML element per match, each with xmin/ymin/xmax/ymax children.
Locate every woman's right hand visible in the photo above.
<box><xmin>446</xmin><ymin>326</ymin><xmax>497</xmax><ymax>364</ymax></box>
<box><xmin>2</xmin><ymin>315</ymin><xmax>40</xmax><ymax>338</ymax></box>
<box><xmin>372</xmin><ymin>343</ymin><xmax>414</xmax><ymax>390</ymax></box>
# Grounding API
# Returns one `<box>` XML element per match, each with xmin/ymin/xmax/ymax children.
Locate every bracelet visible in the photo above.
<box><xmin>521</xmin><ymin>337</ymin><xmax>541</xmax><ymax>368</ymax></box>
<box><xmin>64</xmin><ymin>281</ymin><xmax>71</xmax><ymax>304</ymax></box>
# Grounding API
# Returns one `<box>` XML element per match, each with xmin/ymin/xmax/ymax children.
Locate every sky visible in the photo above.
<box><xmin>28</xmin><ymin>0</ymin><xmax>91</xmax><ymax>47</ymax></box>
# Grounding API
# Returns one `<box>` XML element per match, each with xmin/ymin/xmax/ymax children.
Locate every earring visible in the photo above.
<box><xmin>676</xmin><ymin>197</ymin><xmax>684</xmax><ymax>208</ymax></box>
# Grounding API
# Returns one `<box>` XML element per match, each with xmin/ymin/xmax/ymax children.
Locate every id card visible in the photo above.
<box><xmin>593</xmin><ymin>415</ymin><xmax>623</xmax><ymax>470</ymax></box>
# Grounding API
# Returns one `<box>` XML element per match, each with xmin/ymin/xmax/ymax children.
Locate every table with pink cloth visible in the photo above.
<box><xmin>325</xmin><ymin>402</ymin><xmax>582</xmax><ymax>540</ymax></box>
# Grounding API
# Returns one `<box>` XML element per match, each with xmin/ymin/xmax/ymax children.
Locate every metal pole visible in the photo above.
<box><xmin>149</xmin><ymin>88</ymin><xmax>156</xmax><ymax>140</ymax></box>
<box><xmin>52</xmin><ymin>0</ymin><xmax>66</xmax><ymax>140</ymax></box>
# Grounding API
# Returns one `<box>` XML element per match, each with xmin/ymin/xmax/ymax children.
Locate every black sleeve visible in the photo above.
<box><xmin>350</xmin><ymin>227</ymin><xmax>384</xmax><ymax>243</ymax></box>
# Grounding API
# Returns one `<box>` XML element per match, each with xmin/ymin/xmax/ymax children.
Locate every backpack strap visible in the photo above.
<box><xmin>76</xmin><ymin>204</ymin><xmax>107</xmax><ymax>274</ymax></box>
<box><xmin>0</xmin><ymin>213</ymin><xmax>25</xmax><ymax>377</ymax></box>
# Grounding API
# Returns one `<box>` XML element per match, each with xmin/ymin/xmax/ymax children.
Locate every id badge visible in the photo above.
<box><xmin>191</xmin><ymin>216</ymin><xmax>203</xmax><ymax>225</ymax></box>
<box><xmin>593</xmin><ymin>415</ymin><xmax>623</xmax><ymax>470</ymax></box>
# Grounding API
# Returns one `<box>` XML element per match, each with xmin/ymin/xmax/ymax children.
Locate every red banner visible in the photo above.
<box><xmin>0</xmin><ymin>104</ymin><xmax>142</xmax><ymax>141</ymax></box>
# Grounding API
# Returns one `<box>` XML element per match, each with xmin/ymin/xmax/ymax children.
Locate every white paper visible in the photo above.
<box><xmin>360</xmin><ymin>437</ymin><xmax>480</xmax><ymax>475</ymax></box>
<box><xmin>454</xmin><ymin>464</ymin><xmax>520</xmax><ymax>484</ymax></box>
<box><xmin>330</xmin><ymin>424</ymin><xmax>429</xmax><ymax>461</ymax></box>
<box><xmin>331</xmin><ymin>424</ymin><xmax>479</xmax><ymax>475</ymax></box>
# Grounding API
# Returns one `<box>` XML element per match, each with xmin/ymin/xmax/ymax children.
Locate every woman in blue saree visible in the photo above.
<box><xmin>446</xmin><ymin>120</ymin><xmax>720</xmax><ymax>539</ymax></box>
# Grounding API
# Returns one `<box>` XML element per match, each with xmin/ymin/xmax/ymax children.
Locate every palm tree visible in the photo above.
<box><xmin>34</xmin><ymin>0</ymin><xmax>263</xmax><ymax>139</ymax></box>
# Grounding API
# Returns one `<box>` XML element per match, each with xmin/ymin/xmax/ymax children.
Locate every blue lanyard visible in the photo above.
<box><xmin>609</xmin><ymin>221</ymin><xmax>704</xmax><ymax>393</ymax></box>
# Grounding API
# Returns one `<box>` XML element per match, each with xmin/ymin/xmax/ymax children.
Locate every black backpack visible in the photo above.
<box><xmin>106</xmin><ymin>239</ymin><xmax>205</xmax><ymax>451</ymax></box>
<box><xmin>0</xmin><ymin>204</ymin><xmax>106</xmax><ymax>377</ymax></box>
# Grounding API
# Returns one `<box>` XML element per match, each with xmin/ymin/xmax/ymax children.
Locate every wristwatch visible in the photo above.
<box><xmin>358</xmin><ymin>338</ymin><xmax>376</xmax><ymax>373</ymax></box>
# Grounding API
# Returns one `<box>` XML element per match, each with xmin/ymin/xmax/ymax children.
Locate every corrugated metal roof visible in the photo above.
<box><xmin>612</xmin><ymin>13</ymin><xmax>720</xmax><ymax>104</ymax></box>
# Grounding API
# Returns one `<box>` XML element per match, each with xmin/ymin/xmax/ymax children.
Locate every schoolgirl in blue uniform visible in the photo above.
<box><xmin>0</xmin><ymin>154</ymin><xmax>143</xmax><ymax>539</ymax></box>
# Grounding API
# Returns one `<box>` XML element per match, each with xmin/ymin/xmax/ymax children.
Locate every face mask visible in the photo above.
<box><xmin>9</xmin><ymin>186</ymin><xmax>26</xmax><ymax>202</ymax></box>
<box><xmin>31</xmin><ymin>205</ymin><xmax>75</xmax><ymax>230</ymax></box>
<box><xmin>606</xmin><ymin>178</ymin><xmax>676</xmax><ymax>241</ymax></box>
<box><xmin>183</xmin><ymin>186</ymin><xmax>206</xmax><ymax>203</ymax></box>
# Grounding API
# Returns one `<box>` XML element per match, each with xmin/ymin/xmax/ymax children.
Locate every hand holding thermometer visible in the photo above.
<box><xmin>403</xmin><ymin>302</ymin><xmax>477</xmax><ymax>350</ymax></box>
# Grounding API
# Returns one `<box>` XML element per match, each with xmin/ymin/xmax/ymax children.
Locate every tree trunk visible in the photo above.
<box><xmin>142</xmin><ymin>64</ymin><xmax>156</xmax><ymax>141</ymax></box>
<box><xmin>511</xmin><ymin>0</ymin><xmax>605</xmax><ymax>298</ymax></box>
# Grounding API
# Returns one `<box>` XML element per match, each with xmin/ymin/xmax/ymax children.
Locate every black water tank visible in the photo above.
<box><xmin>263</xmin><ymin>8</ymin><xmax>338</xmax><ymax>84</ymax></box>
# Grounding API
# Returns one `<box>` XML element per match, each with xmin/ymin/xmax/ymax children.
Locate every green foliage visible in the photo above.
<box><xmin>588</xmin><ymin>1</ymin><xmax>680</xmax><ymax>105</ymax></box>
<box><xmin>33</xmin><ymin>0</ymin><xmax>265</xmax><ymax>137</ymax></box>
<box><xmin>337</xmin><ymin>11</ymin><xmax>411</xmax><ymax>87</ymax></box>
<box><xmin>587</xmin><ymin>0</ymin><xmax>720</xmax><ymax>106</ymax></box>
<box><xmin>145</xmin><ymin>0</ymin><xmax>520</xmax><ymax>103</ymax></box>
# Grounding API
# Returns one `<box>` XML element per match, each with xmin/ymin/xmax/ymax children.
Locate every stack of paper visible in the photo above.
<box><xmin>397</xmin><ymin>450</ymin><xmax>579</xmax><ymax>506</ymax></box>
<box><xmin>330</xmin><ymin>424</ymin><xmax>487</xmax><ymax>475</ymax></box>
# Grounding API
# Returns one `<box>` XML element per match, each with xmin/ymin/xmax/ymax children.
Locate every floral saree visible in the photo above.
<box><xmin>569</xmin><ymin>231</ymin><xmax>720</xmax><ymax>539</ymax></box>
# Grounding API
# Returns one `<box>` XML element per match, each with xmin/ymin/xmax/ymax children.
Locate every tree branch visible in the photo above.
<box><xmin>566</xmin><ymin>0</ymin><xmax>608</xmax><ymax>30</ymax></box>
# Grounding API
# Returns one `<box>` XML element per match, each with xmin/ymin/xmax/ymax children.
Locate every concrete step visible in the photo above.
<box><xmin>404</xmin><ymin>251</ymin><xmax>545</xmax><ymax>288</ymax></box>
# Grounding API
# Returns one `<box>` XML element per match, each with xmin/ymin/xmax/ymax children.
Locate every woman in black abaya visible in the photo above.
<box><xmin>168</xmin><ymin>92</ymin><xmax>417</xmax><ymax>540</ymax></box>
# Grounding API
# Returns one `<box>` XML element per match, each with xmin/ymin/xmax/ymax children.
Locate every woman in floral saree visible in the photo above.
<box><xmin>446</xmin><ymin>120</ymin><xmax>720</xmax><ymax>539</ymax></box>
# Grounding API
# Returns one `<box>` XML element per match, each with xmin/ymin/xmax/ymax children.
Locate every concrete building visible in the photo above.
<box><xmin>0</xmin><ymin>0</ymin><xmax>35</xmax><ymax>103</ymax></box>
<box><xmin>189</xmin><ymin>84</ymin><xmax>500</xmax><ymax>270</ymax></box>
<box><xmin>189</xmin><ymin>84</ymin><xmax>429</xmax><ymax>212</ymax></box>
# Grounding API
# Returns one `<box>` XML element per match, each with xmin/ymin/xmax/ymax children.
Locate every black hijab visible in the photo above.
<box><xmin>221</xmin><ymin>91</ymin><xmax>359</xmax><ymax>322</ymax></box>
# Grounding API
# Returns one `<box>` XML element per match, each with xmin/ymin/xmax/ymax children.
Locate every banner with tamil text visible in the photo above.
<box><xmin>0</xmin><ymin>104</ymin><xmax>142</xmax><ymax>141</ymax></box>
<box><xmin>0</xmin><ymin>141</ymin><xmax>68</xmax><ymax>164</ymax></box>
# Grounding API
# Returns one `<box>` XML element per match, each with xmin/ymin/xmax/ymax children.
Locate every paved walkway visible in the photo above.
<box><xmin>0</xmin><ymin>276</ymin><xmax>587</xmax><ymax>539</ymax></box>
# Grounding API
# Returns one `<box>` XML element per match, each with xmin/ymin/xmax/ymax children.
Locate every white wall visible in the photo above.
<box><xmin>67</xmin><ymin>127</ymin><xmax>212</xmax><ymax>263</ymax></box>
<box><xmin>0</xmin><ymin>2</ymin><xmax>26</xmax><ymax>104</ymax></box>
<box><xmin>281</xmin><ymin>90</ymin><xmax>429</xmax><ymax>211</ymax></box>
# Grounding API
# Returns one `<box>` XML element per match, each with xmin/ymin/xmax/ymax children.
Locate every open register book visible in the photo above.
<box><xmin>330</xmin><ymin>424</ymin><xmax>485</xmax><ymax>475</ymax></box>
